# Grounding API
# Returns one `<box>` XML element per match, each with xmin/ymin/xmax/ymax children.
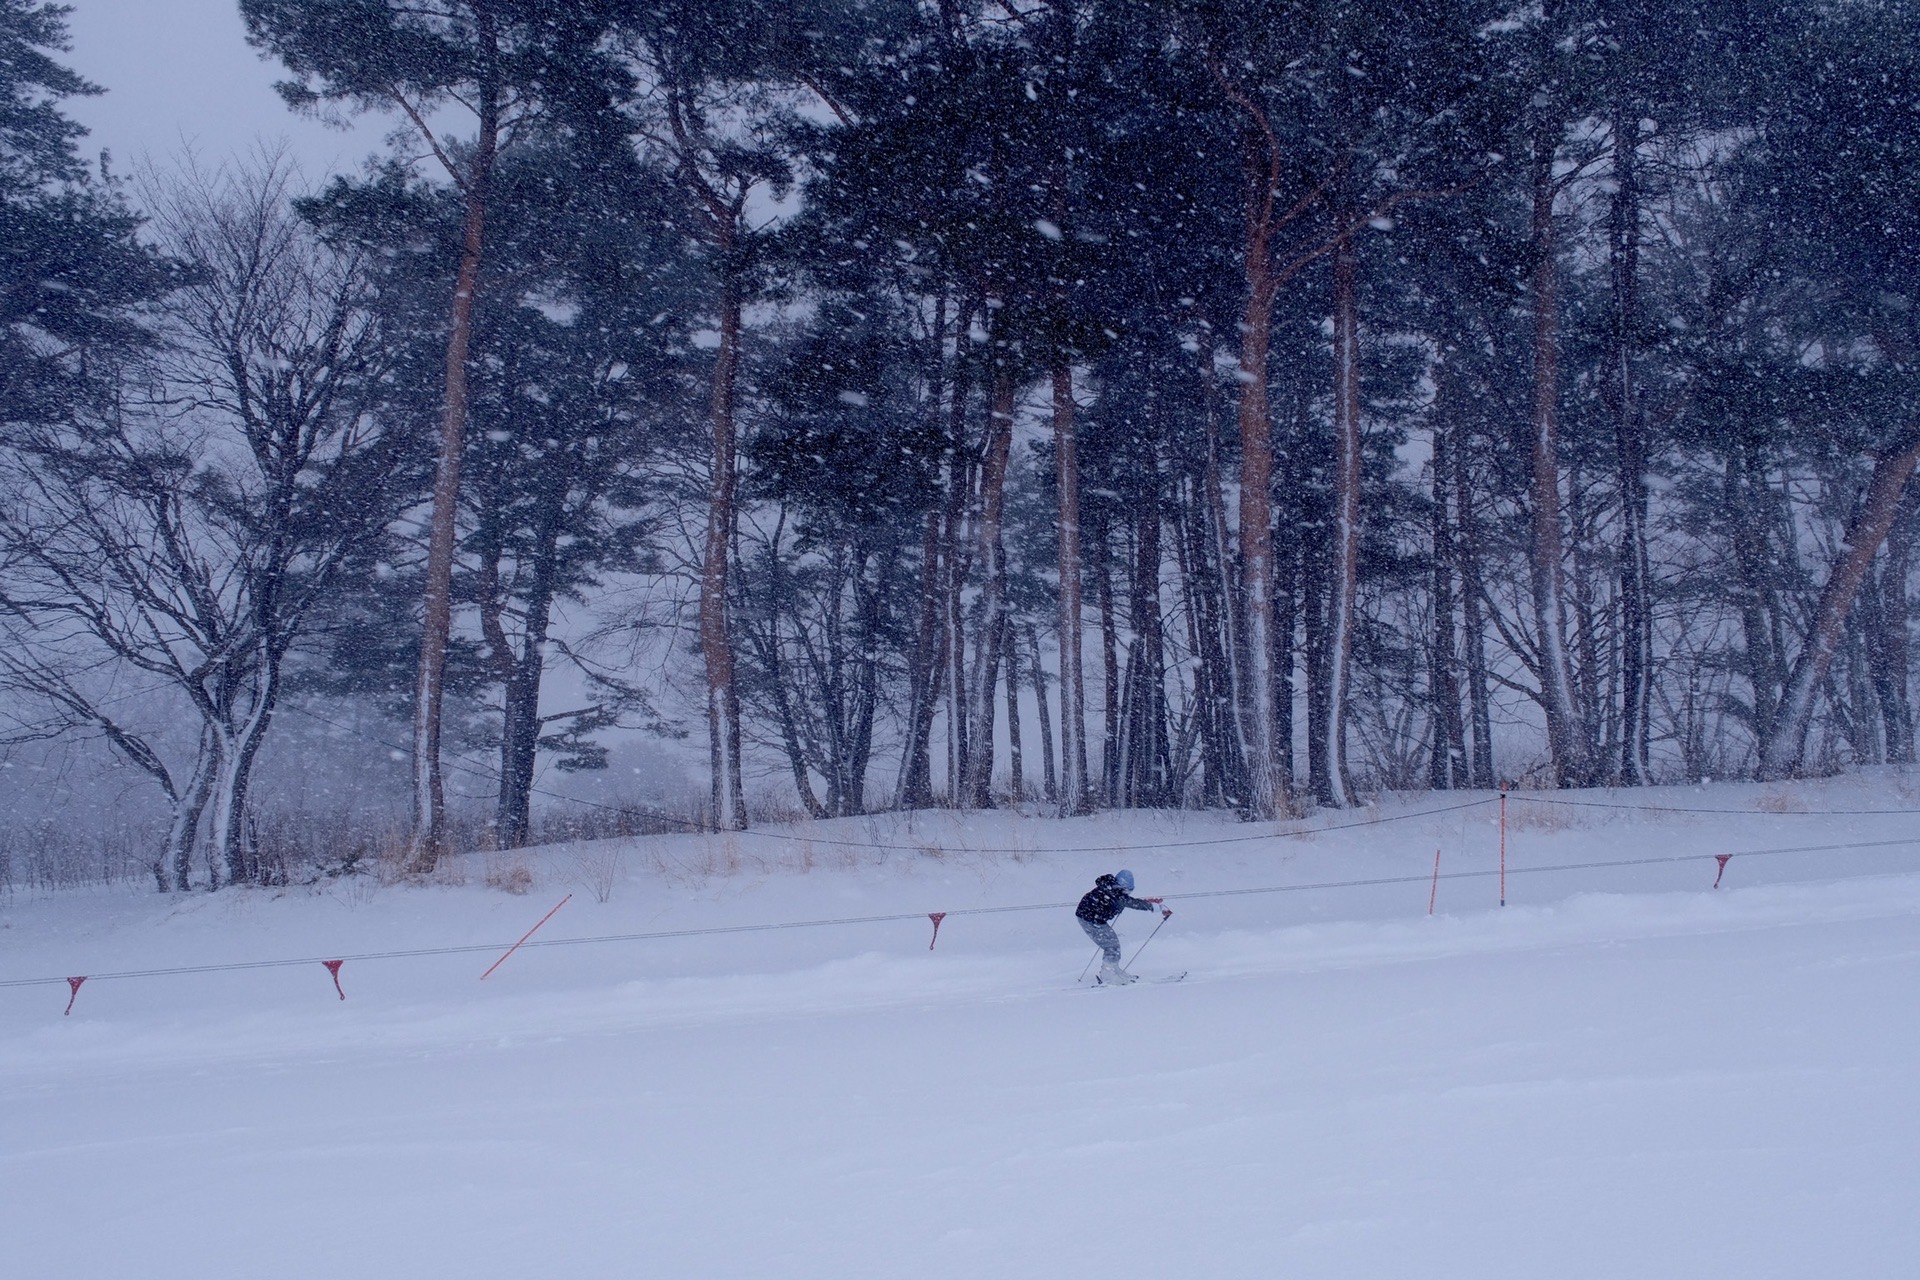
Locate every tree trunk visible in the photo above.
<box><xmin>1193</xmin><ymin>331</ymin><xmax>1247</xmax><ymax>804</ymax></box>
<box><xmin>1322</xmin><ymin>231</ymin><xmax>1361</xmax><ymax>807</ymax></box>
<box><xmin>1567</xmin><ymin>465</ymin><xmax>1608</xmax><ymax>770</ymax></box>
<box><xmin>1525</xmin><ymin>128</ymin><xmax>1591</xmax><ymax>788</ymax></box>
<box><xmin>1004</xmin><ymin>614</ymin><xmax>1024</xmax><ymax>803</ymax></box>
<box><xmin>1727</xmin><ymin>440</ymin><xmax>1788</xmax><ymax>736</ymax></box>
<box><xmin>1178</xmin><ymin>470</ymin><xmax>1235</xmax><ymax>806</ymax></box>
<box><xmin>702</xmin><ymin>272</ymin><xmax>748</xmax><ymax>829</ymax></box>
<box><xmin>410</xmin><ymin>101</ymin><xmax>498</xmax><ymax>870</ymax></box>
<box><xmin>944</xmin><ymin>395</ymin><xmax>973</xmax><ymax>804</ymax></box>
<box><xmin>1028</xmin><ymin>623</ymin><xmax>1058</xmax><ymax>803</ymax></box>
<box><xmin>963</xmin><ymin>362</ymin><xmax>1016</xmax><ymax>807</ymax></box>
<box><xmin>1272</xmin><ymin>531</ymin><xmax>1297</xmax><ymax>798</ymax></box>
<box><xmin>1875</xmin><ymin>493</ymin><xmax>1918</xmax><ymax>763</ymax></box>
<box><xmin>496</xmin><ymin>661</ymin><xmax>543</xmax><ymax>847</ymax></box>
<box><xmin>211</xmin><ymin>638</ymin><xmax>285</xmax><ymax>885</ymax></box>
<box><xmin>1429</xmin><ymin>417</ymin><xmax>1465</xmax><ymax>789</ymax></box>
<box><xmin>896</xmin><ymin>506</ymin><xmax>945</xmax><ymax>808</ymax></box>
<box><xmin>897</xmin><ymin>298</ymin><xmax>952</xmax><ymax>809</ymax></box>
<box><xmin>820</xmin><ymin>553</ymin><xmax>851</xmax><ymax>813</ymax></box>
<box><xmin>945</xmin><ymin>478</ymin><xmax>969</xmax><ymax>804</ymax></box>
<box><xmin>1124</xmin><ymin>471</ymin><xmax>1169</xmax><ymax>807</ymax></box>
<box><xmin>1232</xmin><ymin>118</ymin><xmax>1286</xmax><ymax>819</ymax></box>
<box><xmin>844</xmin><ymin>555</ymin><xmax>882</xmax><ymax>815</ymax></box>
<box><xmin>496</xmin><ymin>520</ymin><xmax>563</xmax><ymax>849</ymax></box>
<box><xmin>1758</xmin><ymin>431</ymin><xmax>1920</xmax><ymax>779</ymax></box>
<box><xmin>1094</xmin><ymin>515</ymin><xmax>1121</xmax><ymax>805</ymax></box>
<box><xmin>746</xmin><ymin>590</ymin><xmax>829</xmax><ymax>821</ymax></box>
<box><xmin>1052</xmin><ymin>362</ymin><xmax>1090</xmax><ymax>813</ymax></box>
<box><xmin>1452</xmin><ymin>405</ymin><xmax>1496</xmax><ymax>787</ymax></box>
<box><xmin>165</xmin><ymin>727</ymin><xmax>217</xmax><ymax>892</ymax></box>
<box><xmin>1610</xmin><ymin>108</ymin><xmax>1653</xmax><ymax>785</ymax></box>
<box><xmin>1845</xmin><ymin>594</ymin><xmax>1885</xmax><ymax>763</ymax></box>
<box><xmin>1304</xmin><ymin>525</ymin><xmax>1331</xmax><ymax>804</ymax></box>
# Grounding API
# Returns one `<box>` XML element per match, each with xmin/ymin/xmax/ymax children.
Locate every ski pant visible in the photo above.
<box><xmin>1079</xmin><ymin>917</ymin><xmax>1121</xmax><ymax>965</ymax></box>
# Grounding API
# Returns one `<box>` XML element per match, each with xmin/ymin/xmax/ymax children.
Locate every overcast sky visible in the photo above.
<box><xmin>61</xmin><ymin>0</ymin><xmax>388</xmax><ymax>181</ymax></box>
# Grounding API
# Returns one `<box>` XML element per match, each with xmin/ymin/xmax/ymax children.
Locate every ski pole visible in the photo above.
<box><xmin>1125</xmin><ymin>907</ymin><xmax>1173</xmax><ymax>969</ymax></box>
<box><xmin>1078</xmin><ymin>947</ymin><xmax>1103</xmax><ymax>983</ymax></box>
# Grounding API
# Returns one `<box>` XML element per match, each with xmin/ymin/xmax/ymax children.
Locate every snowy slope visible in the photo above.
<box><xmin>4</xmin><ymin>778</ymin><xmax>1920</xmax><ymax>1278</ymax></box>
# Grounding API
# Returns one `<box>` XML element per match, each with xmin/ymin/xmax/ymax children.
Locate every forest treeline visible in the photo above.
<box><xmin>5</xmin><ymin>0</ymin><xmax>1920</xmax><ymax>888</ymax></box>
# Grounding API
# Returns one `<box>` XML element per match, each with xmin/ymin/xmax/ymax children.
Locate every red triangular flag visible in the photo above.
<box><xmin>63</xmin><ymin>976</ymin><xmax>85</xmax><ymax>1016</ymax></box>
<box><xmin>928</xmin><ymin>912</ymin><xmax>947</xmax><ymax>950</ymax></box>
<box><xmin>322</xmin><ymin>959</ymin><xmax>346</xmax><ymax>1000</ymax></box>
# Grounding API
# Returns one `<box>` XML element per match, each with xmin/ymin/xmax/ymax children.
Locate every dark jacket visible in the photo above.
<box><xmin>1076</xmin><ymin>874</ymin><xmax>1156</xmax><ymax>925</ymax></box>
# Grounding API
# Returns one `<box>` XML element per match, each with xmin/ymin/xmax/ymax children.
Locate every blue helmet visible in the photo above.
<box><xmin>1114</xmin><ymin>869</ymin><xmax>1135</xmax><ymax>891</ymax></box>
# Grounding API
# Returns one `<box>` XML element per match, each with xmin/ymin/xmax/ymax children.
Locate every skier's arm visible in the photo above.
<box><xmin>1119</xmin><ymin>893</ymin><xmax>1158</xmax><ymax>912</ymax></box>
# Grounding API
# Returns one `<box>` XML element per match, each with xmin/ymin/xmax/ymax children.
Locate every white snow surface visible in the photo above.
<box><xmin>6</xmin><ymin>776</ymin><xmax>1920</xmax><ymax>1278</ymax></box>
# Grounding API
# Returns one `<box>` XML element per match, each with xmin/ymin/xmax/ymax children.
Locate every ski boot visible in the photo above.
<box><xmin>1096</xmin><ymin>961</ymin><xmax>1138</xmax><ymax>986</ymax></box>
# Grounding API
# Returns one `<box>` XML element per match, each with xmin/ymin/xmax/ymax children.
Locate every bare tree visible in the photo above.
<box><xmin>0</xmin><ymin>156</ymin><xmax>399</xmax><ymax>887</ymax></box>
<box><xmin>0</xmin><ymin>651</ymin><xmax>214</xmax><ymax>892</ymax></box>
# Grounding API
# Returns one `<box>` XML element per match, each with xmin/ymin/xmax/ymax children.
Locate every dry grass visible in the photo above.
<box><xmin>601</xmin><ymin>812</ymin><xmax>1052</xmax><ymax>891</ymax></box>
<box><xmin>535</xmin><ymin>796</ymin><xmax>705</xmax><ymax>845</ymax></box>
<box><xmin>483</xmin><ymin>852</ymin><xmax>534</xmax><ymax>895</ymax></box>
<box><xmin>370</xmin><ymin>827</ymin><xmax>415</xmax><ymax>885</ymax></box>
<box><xmin>0</xmin><ymin>820</ymin><xmax>153</xmax><ymax>895</ymax></box>
<box><xmin>333</xmin><ymin>872</ymin><xmax>379</xmax><ymax>909</ymax></box>
<box><xmin>1754</xmin><ymin>789</ymin><xmax>1808</xmax><ymax>813</ymax></box>
<box><xmin>1501</xmin><ymin>760</ymin><xmax>1561</xmax><ymax>791</ymax></box>
<box><xmin>641</xmin><ymin>833</ymin><xmax>756</xmax><ymax>887</ymax></box>
<box><xmin>570</xmin><ymin>843</ymin><xmax>625</xmax><ymax>903</ymax></box>
<box><xmin>1505</xmin><ymin>802</ymin><xmax>1576</xmax><ymax>833</ymax></box>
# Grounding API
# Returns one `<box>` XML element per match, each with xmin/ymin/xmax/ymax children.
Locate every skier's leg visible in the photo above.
<box><xmin>1079</xmin><ymin>917</ymin><xmax>1120</xmax><ymax>964</ymax></box>
<box><xmin>1080</xmin><ymin>918</ymin><xmax>1132</xmax><ymax>983</ymax></box>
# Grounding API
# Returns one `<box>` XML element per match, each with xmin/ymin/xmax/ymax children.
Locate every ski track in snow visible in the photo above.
<box><xmin>5</xmin><ymin>778</ymin><xmax>1920</xmax><ymax>1278</ymax></box>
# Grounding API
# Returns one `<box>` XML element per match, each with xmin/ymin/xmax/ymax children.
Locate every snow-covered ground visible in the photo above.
<box><xmin>6</xmin><ymin>776</ymin><xmax>1920</xmax><ymax>1277</ymax></box>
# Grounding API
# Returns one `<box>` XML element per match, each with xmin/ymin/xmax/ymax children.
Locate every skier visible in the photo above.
<box><xmin>1075</xmin><ymin>869</ymin><xmax>1163</xmax><ymax>985</ymax></box>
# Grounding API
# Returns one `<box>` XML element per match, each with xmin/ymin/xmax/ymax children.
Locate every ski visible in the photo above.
<box><xmin>1088</xmin><ymin>971</ymin><xmax>1187</xmax><ymax>987</ymax></box>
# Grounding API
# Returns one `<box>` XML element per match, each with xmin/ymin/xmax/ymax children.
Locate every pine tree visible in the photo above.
<box><xmin>243</xmin><ymin>0</ymin><xmax>622</xmax><ymax>865</ymax></box>
<box><xmin>0</xmin><ymin>0</ymin><xmax>169</xmax><ymax>430</ymax></box>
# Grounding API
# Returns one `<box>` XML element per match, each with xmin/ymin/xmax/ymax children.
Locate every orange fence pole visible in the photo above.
<box><xmin>480</xmin><ymin>894</ymin><xmax>573</xmax><ymax>980</ymax></box>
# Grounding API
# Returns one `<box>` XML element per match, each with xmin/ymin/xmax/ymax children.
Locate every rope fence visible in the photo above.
<box><xmin>8</xmin><ymin>821</ymin><xmax>1920</xmax><ymax>1008</ymax></box>
<box><xmin>1500</xmin><ymin>793</ymin><xmax>1920</xmax><ymax>818</ymax></box>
